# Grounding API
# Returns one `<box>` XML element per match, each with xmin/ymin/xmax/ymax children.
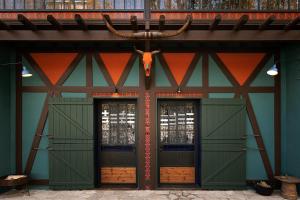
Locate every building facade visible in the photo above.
<box><xmin>0</xmin><ymin>0</ymin><xmax>300</xmax><ymax>190</ymax></box>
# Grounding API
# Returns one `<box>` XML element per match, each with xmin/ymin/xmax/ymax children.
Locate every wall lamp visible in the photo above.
<box><xmin>267</xmin><ymin>64</ymin><xmax>278</xmax><ymax>76</ymax></box>
<box><xmin>0</xmin><ymin>62</ymin><xmax>32</xmax><ymax>78</ymax></box>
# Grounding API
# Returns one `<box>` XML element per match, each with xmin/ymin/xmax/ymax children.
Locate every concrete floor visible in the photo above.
<box><xmin>0</xmin><ymin>189</ymin><xmax>294</xmax><ymax>200</ymax></box>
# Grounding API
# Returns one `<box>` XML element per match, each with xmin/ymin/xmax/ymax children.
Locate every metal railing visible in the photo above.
<box><xmin>0</xmin><ymin>0</ymin><xmax>299</xmax><ymax>11</ymax></box>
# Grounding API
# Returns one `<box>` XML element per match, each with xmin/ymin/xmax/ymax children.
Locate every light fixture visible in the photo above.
<box><xmin>267</xmin><ymin>64</ymin><xmax>278</xmax><ymax>76</ymax></box>
<box><xmin>113</xmin><ymin>87</ymin><xmax>119</xmax><ymax>95</ymax></box>
<box><xmin>22</xmin><ymin>66</ymin><xmax>33</xmax><ymax>78</ymax></box>
<box><xmin>177</xmin><ymin>87</ymin><xmax>182</xmax><ymax>93</ymax></box>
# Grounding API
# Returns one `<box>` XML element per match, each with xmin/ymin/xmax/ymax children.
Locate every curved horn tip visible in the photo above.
<box><xmin>151</xmin><ymin>50</ymin><xmax>161</xmax><ymax>55</ymax></box>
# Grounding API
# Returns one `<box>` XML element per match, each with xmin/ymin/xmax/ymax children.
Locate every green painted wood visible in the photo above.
<box><xmin>63</xmin><ymin>56</ymin><xmax>86</xmax><ymax>86</ymax></box>
<box><xmin>201</xmin><ymin>98</ymin><xmax>246</xmax><ymax>189</ymax></box>
<box><xmin>251</xmin><ymin>56</ymin><xmax>275</xmax><ymax>87</ymax></box>
<box><xmin>208</xmin><ymin>93</ymin><xmax>235</xmax><ymax>98</ymax></box>
<box><xmin>124</xmin><ymin>57</ymin><xmax>139</xmax><ymax>86</ymax></box>
<box><xmin>208</xmin><ymin>56</ymin><xmax>232</xmax><ymax>87</ymax></box>
<box><xmin>155</xmin><ymin>56</ymin><xmax>171</xmax><ymax>87</ymax></box>
<box><xmin>92</xmin><ymin>57</ymin><xmax>108</xmax><ymax>86</ymax></box>
<box><xmin>187</xmin><ymin>57</ymin><xmax>203</xmax><ymax>87</ymax></box>
<box><xmin>48</xmin><ymin>97</ymin><xmax>94</xmax><ymax>190</ymax></box>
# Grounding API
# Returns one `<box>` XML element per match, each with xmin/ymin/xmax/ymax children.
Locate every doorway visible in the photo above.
<box><xmin>96</xmin><ymin>99</ymin><xmax>138</xmax><ymax>187</ymax></box>
<box><xmin>157</xmin><ymin>100</ymin><xmax>200</xmax><ymax>187</ymax></box>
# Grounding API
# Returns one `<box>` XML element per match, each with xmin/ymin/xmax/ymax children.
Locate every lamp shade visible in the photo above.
<box><xmin>22</xmin><ymin>66</ymin><xmax>32</xmax><ymax>77</ymax></box>
<box><xmin>267</xmin><ymin>64</ymin><xmax>278</xmax><ymax>76</ymax></box>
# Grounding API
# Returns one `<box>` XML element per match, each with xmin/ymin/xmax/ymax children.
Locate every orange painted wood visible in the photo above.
<box><xmin>30</xmin><ymin>53</ymin><xmax>78</xmax><ymax>85</ymax></box>
<box><xmin>216</xmin><ymin>53</ymin><xmax>265</xmax><ymax>85</ymax></box>
<box><xmin>160</xmin><ymin>167</ymin><xmax>195</xmax><ymax>184</ymax></box>
<box><xmin>99</xmin><ymin>53</ymin><xmax>132</xmax><ymax>85</ymax></box>
<box><xmin>163</xmin><ymin>53</ymin><xmax>195</xmax><ymax>85</ymax></box>
<box><xmin>101</xmin><ymin>167</ymin><xmax>136</xmax><ymax>184</ymax></box>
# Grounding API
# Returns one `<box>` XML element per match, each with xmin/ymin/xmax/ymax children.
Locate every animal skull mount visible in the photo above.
<box><xmin>102</xmin><ymin>14</ymin><xmax>192</xmax><ymax>89</ymax></box>
<box><xmin>135</xmin><ymin>48</ymin><xmax>160</xmax><ymax>89</ymax></box>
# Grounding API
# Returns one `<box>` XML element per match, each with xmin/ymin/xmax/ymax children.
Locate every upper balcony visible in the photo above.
<box><xmin>0</xmin><ymin>0</ymin><xmax>299</xmax><ymax>11</ymax></box>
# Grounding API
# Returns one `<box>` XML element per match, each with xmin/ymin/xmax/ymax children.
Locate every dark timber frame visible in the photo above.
<box><xmin>15</xmin><ymin>46</ymin><xmax>281</xmax><ymax>187</ymax></box>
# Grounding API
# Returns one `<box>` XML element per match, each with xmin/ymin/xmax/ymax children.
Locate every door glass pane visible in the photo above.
<box><xmin>101</xmin><ymin>102</ymin><xmax>136</xmax><ymax>145</ymax></box>
<box><xmin>115</xmin><ymin>0</ymin><xmax>124</xmax><ymax>9</ymax></box>
<box><xmin>95</xmin><ymin>0</ymin><xmax>104</xmax><ymax>8</ymax></box>
<box><xmin>160</xmin><ymin>102</ymin><xmax>195</xmax><ymax>145</ymax></box>
<box><xmin>125</xmin><ymin>0</ymin><xmax>134</xmax><ymax>9</ymax></box>
<box><xmin>45</xmin><ymin>0</ymin><xmax>54</xmax><ymax>9</ymax></box>
<box><xmin>104</xmin><ymin>0</ymin><xmax>113</xmax><ymax>8</ymax></box>
<box><xmin>25</xmin><ymin>0</ymin><xmax>34</xmax><ymax>9</ymax></box>
<box><xmin>5</xmin><ymin>0</ymin><xmax>14</xmax><ymax>9</ymax></box>
<box><xmin>35</xmin><ymin>0</ymin><xmax>45</xmax><ymax>9</ymax></box>
<box><xmin>15</xmin><ymin>0</ymin><xmax>25</xmax><ymax>9</ymax></box>
<box><xmin>86</xmin><ymin>0</ymin><xmax>94</xmax><ymax>8</ymax></box>
<box><xmin>135</xmin><ymin>0</ymin><xmax>143</xmax><ymax>8</ymax></box>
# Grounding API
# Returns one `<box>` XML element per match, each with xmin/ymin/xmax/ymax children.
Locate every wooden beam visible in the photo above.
<box><xmin>209</xmin><ymin>14</ymin><xmax>222</xmax><ymax>31</ymax></box>
<box><xmin>74</xmin><ymin>14</ymin><xmax>88</xmax><ymax>30</ymax></box>
<box><xmin>159</xmin><ymin>15</ymin><xmax>165</xmax><ymax>31</ymax></box>
<box><xmin>1</xmin><ymin>30</ymin><xmax>300</xmax><ymax>41</ymax></box>
<box><xmin>130</xmin><ymin>15</ymin><xmax>138</xmax><ymax>32</ymax></box>
<box><xmin>24</xmin><ymin>96</ymin><xmax>49</xmax><ymax>175</ymax></box>
<box><xmin>244</xmin><ymin>93</ymin><xmax>274</xmax><ymax>180</ymax></box>
<box><xmin>17</xmin><ymin>14</ymin><xmax>37</xmax><ymax>31</ymax></box>
<box><xmin>284</xmin><ymin>16</ymin><xmax>300</xmax><ymax>30</ymax></box>
<box><xmin>259</xmin><ymin>15</ymin><xmax>276</xmax><ymax>30</ymax></box>
<box><xmin>16</xmin><ymin>62</ymin><xmax>22</xmax><ymax>174</ymax></box>
<box><xmin>233</xmin><ymin>15</ymin><xmax>249</xmax><ymax>31</ymax></box>
<box><xmin>0</xmin><ymin>20</ymin><xmax>10</xmax><ymax>30</ymax></box>
<box><xmin>102</xmin><ymin>14</ymin><xmax>112</xmax><ymax>26</ymax></box>
<box><xmin>47</xmin><ymin>15</ymin><xmax>63</xmax><ymax>30</ymax></box>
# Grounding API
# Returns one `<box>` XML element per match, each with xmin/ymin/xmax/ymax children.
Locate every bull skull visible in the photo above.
<box><xmin>134</xmin><ymin>47</ymin><xmax>160</xmax><ymax>77</ymax></box>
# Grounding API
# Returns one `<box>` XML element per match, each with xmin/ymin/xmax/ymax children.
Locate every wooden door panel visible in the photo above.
<box><xmin>101</xmin><ymin>167</ymin><xmax>136</xmax><ymax>184</ymax></box>
<box><xmin>49</xmin><ymin>97</ymin><xmax>94</xmax><ymax>190</ymax></box>
<box><xmin>160</xmin><ymin>167</ymin><xmax>195</xmax><ymax>184</ymax></box>
<box><xmin>201</xmin><ymin>98</ymin><xmax>246</xmax><ymax>189</ymax></box>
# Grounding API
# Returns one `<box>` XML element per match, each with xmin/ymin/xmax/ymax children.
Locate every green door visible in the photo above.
<box><xmin>48</xmin><ymin>97</ymin><xmax>94</xmax><ymax>190</ymax></box>
<box><xmin>201</xmin><ymin>99</ymin><xmax>246</xmax><ymax>189</ymax></box>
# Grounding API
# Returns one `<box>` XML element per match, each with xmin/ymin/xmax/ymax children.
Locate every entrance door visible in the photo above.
<box><xmin>97</xmin><ymin>100</ymin><xmax>137</xmax><ymax>186</ymax></box>
<box><xmin>158</xmin><ymin>100</ymin><xmax>199</xmax><ymax>185</ymax></box>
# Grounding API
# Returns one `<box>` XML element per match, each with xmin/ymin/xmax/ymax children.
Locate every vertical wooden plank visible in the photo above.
<box><xmin>16</xmin><ymin>60</ymin><xmax>22</xmax><ymax>174</ymax></box>
<box><xmin>274</xmin><ymin>52</ymin><xmax>281</xmax><ymax>176</ymax></box>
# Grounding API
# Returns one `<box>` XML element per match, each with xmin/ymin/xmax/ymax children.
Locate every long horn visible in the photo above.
<box><xmin>154</xmin><ymin>15</ymin><xmax>192</xmax><ymax>38</ymax></box>
<box><xmin>151</xmin><ymin>50</ymin><xmax>161</xmax><ymax>55</ymax></box>
<box><xmin>102</xmin><ymin>14</ymin><xmax>138</xmax><ymax>39</ymax></box>
<box><xmin>134</xmin><ymin>46</ymin><xmax>144</xmax><ymax>55</ymax></box>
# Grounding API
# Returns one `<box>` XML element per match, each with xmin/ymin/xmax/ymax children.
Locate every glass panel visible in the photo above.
<box><xmin>35</xmin><ymin>0</ymin><xmax>45</xmax><ymax>9</ymax></box>
<box><xmin>86</xmin><ymin>0</ymin><xmax>94</xmax><ymax>8</ymax></box>
<box><xmin>25</xmin><ymin>0</ymin><xmax>34</xmax><ymax>9</ymax></box>
<box><xmin>0</xmin><ymin>0</ymin><xmax>3</xmax><ymax>9</ymax></box>
<box><xmin>63</xmin><ymin>0</ymin><xmax>74</xmax><ymax>9</ymax></box>
<box><xmin>151</xmin><ymin>0</ymin><xmax>159</xmax><ymax>9</ymax></box>
<box><xmin>74</xmin><ymin>0</ymin><xmax>84</xmax><ymax>9</ymax></box>
<box><xmin>115</xmin><ymin>0</ymin><xmax>125</xmax><ymax>9</ymax></box>
<box><xmin>135</xmin><ymin>0</ymin><xmax>143</xmax><ymax>8</ymax></box>
<box><xmin>125</xmin><ymin>0</ymin><xmax>134</xmax><ymax>9</ymax></box>
<box><xmin>290</xmin><ymin>0</ymin><xmax>298</xmax><ymax>9</ymax></box>
<box><xmin>101</xmin><ymin>102</ymin><xmax>136</xmax><ymax>145</ymax></box>
<box><xmin>160</xmin><ymin>102</ymin><xmax>195</xmax><ymax>145</ymax></box>
<box><xmin>45</xmin><ymin>0</ymin><xmax>54</xmax><ymax>9</ymax></box>
<box><xmin>104</xmin><ymin>0</ymin><xmax>114</xmax><ymax>8</ymax></box>
<box><xmin>95</xmin><ymin>0</ymin><xmax>104</xmax><ymax>8</ymax></box>
<box><xmin>5</xmin><ymin>0</ymin><xmax>14</xmax><ymax>9</ymax></box>
<box><xmin>15</xmin><ymin>0</ymin><xmax>25</xmax><ymax>9</ymax></box>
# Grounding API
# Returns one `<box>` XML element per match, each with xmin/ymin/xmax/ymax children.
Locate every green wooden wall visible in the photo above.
<box><xmin>281</xmin><ymin>45</ymin><xmax>300</xmax><ymax>192</ymax></box>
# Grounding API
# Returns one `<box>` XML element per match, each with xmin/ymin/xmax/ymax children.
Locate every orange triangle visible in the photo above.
<box><xmin>31</xmin><ymin>53</ymin><xmax>78</xmax><ymax>85</ymax></box>
<box><xmin>217</xmin><ymin>53</ymin><xmax>265</xmax><ymax>85</ymax></box>
<box><xmin>99</xmin><ymin>53</ymin><xmax>132</xmax><ymax>85</ymax></box>
<box><xmin>163</xmin><ymin>53</ymin><xmax>195</xmax><ymax>85</ymax></box>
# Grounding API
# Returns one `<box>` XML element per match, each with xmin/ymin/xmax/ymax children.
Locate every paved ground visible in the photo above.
<box><xmin>0</xmin><ymin>189</ymin><xmax>294</xmax><ymax>200</ymax></box>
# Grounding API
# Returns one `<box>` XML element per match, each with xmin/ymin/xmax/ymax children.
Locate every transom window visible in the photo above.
<box><xmin>101</xmin><ymin>101</ymin><xmax>136</xmax><ymax>145</ymax></box>
<box><xmin>159</xmin><ymin>101</ymin><xmax>196</xmax><ymax>145</ymax></box>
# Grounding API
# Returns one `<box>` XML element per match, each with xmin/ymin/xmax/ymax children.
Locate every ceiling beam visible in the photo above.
<box><xmin>233</xmin><ymin>15</ymin><xmax>249</xmax><ymax>31</ymax></box>
<box><xmin>0</xmin><ymin>20</ymin><xmax>10</xmax><ymax>30</ymax></box>
<box><xmin>159</xmin><ymin>15</ymin><xmax>165</xmax><ymax>31</ymax></box>
<box><xmin>74</xmin><ymin>14</ymin><xmax>87</xmax><ymax>30</ymax></box>
<box><xmin>17</xmin><ymin>14</ymin><xmax>37</xmax><ymax>31</ymax></box>
<box><xmin>284</xmin><ymin>16</ymin><xmax>300</xmax><ymax>30</ymax></box>
<box><xmin>130</xmin><ymin>15</ymin><xmax>138</xmax><ymax>32</ymax></box>
<box><xmin>47</xmin><ymin>15</ymin><xmax>63</xmax><ymax>30</ymax></box>
<box><xmin>259</xmin><ymin>15</ymin><xmax>276</xmax><ymax>30</ymax></box>
<box><xmin>1</xmin><ymin>30</ymin><xmax>300</xmax><ymax>41</ymax></box>
<box><xmin>209</xmin><ymin>14</ymin><xmax>222</xmax><ymax>31</ymax></box>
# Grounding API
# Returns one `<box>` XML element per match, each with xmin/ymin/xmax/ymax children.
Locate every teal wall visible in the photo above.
<box><xmin>281</xmin><ymin>46</ymin><xmax>300</xmax><ymax>191</ymax></box>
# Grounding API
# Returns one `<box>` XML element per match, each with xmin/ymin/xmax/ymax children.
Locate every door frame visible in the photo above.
<box><xmin>94</xmin><ymin>97</ymin><xmax>140</xmax><ymax>188</ymax></box>
<box><xmin>156</xmin><ymin>98</ymin><xmax>201</xmax><ymax>188</ymax></box>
